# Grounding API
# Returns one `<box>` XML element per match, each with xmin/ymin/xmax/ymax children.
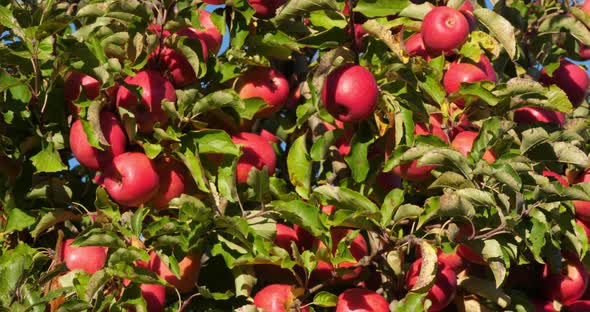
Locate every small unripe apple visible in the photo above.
<box><xmin>253</xmin><ymin>284</ymin><xmax>309</xmax><ymax>312</ymax></box>
<box><xmin>421</xmin><ymin>7</ymin><xmax>470</xmax><ymax>54</ymax></box>
<box><xmin>149</xmin><ymin>251</ymin><xmax>201</xmax><ymax>294</ymax></box>
<box><xmin>64</xmin><ymin>71</ymin><xmax>100</xmax><ymax>103</ymax></box>
<box><xmin>573</xmin><ymin>170</ymin><xmax>590</xmax><ymax>223</ymax></box>
<box><xmin>116</xmin><ymin>70</ymin><xmax>176</xmax><ymax>133</ymax></box>
<box><xmin>69</xmin><ymin>111</ymin><xmax>127</xmax><ymax>171</ymax></box>
<box><xmin>443</xmin><ymin>62</ymin><xmax>488</xmax><ymax>107</ymax></box>
<box><xmin>237</xmin><ymin>67</ymin><xmax>290</xmax><ymax>117</ymax></box>
<box><xmin>275</xmin><ymin>224</ymin><xmax>299</xmax><ymax>251</ymax></box>
<box><xmin>542</xmin><ymin>59</ymin><xmax>589</xmax><ymax>107</ymax></box>
<box><xmin>513</xmin><ymin>107</ymin><xmax>565</xmax><ymax>126</ymax></box>
<box><xmin>336</xmin><ymin>288</ymin><xmax>389</xmax><ymax>312</ymax></box>
<box><xmin>406</xmin><ymin>33</ymin><xmax>429</xmax><ymax>59</ymax></box>
<box><xmin>139</xmin><ymin>283</ymin><xmax>166</xmax><ymax>312</ymax></box>
<box><xmin>321</xmin><ymin>64</ymin><xmax>379</xmax><ymax>123</ymax></box>
<box><xmin>177</xmin><ymin>10</ymin><xmax>223</xmax><ymax>57</ymax></box>
<box><xmin>542</xmin><ymin>253</ymin><xmax>588</xmax><ymax>304</ymax></box>
<box><xmin>406</xmin><ymin>258</ymin><xmax>458</xmax><ymax>312</ymax></box>
<box><xmin>61</xmin><ymin>238</ymin><xmax>108</xmax><ymax>274</ymax></box>
<box><xmin>451</xmin><ymin>131</ymin><xmax>496</xmax><ymax>163</ymax></box>
<box><xmin>100</xmin><ymin>152</ymin><xmax>160</xmax><ymax>207</ymax></box>
<box><xmin>231</xmin><ymin>132</ymin><xmax>277</xmax><ymax>184</ymax></box>
<box><xmin>568</xmin><ymin>300</ymin><xmax>590</xmax><ymax>312</ymax></box>
<box><xmin>149</xmin><ymin>157</ymin><xmax>191</xmax><ymax>209</ymax></box>
<box><xmin>247</xmin><ymin>0</ymin><xmax>287</xmax><ymax>19</ymax></box>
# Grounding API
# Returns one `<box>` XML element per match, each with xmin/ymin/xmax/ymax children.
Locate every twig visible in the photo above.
<box><xmin>347</xmin><ymin>0</ymin><xmax>360</xmax><ymax>64</ymax></box>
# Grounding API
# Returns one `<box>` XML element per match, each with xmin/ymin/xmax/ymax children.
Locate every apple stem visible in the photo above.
<box><xmin>347</xmin><ymin>0</ymin><xmax>360</xmax><ymax>64</ymax></box>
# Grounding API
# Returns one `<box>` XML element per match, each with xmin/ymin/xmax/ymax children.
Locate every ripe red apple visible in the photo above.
<box><xmin>237</xmin><ymin>67</ymin><xmax>290</xmax><ymax>117</ymax></box>
<box><xmin>574</xmin><ymin>170</ymin><xmax>590</xmax><ymax>223</ymax></box>
<box><xmin>406</xmin><ymin>258</ymin><xmax>458</xmax><ymax>312</ymax></box>
<box><xmin>415</xmin><ymin>113</ymin><xmax>449</xmax><ymax>143</ymax></box>
<box><xmin>513</xmin><ymin>107</ymin><xmax>565</xmax><ymax>126</ymax></box>
<box><xmin>311</xmin><ymin>228</ymin><xmax>368</xmax><ymax>284</ymax></box>
<box><xmin>148</xmin><ymin>47</ymin><xmax>197</xmax><ymax>88</ymax></box>
<box><xmin>542</xmin><ymin>59</ymin><xmax>589</xmax><ymax>107</ymax></box>
<box><xmin>61</xmin><ymin>238</ymin><xmax>108</xmax><ymax>274</ymax></box>
<box><xmin>293</xmin><ymin>224</ymin><xmax>315</xmax><ymax>251</ymax></box>
<box><xmin>176</xmin><ymin>10</ymin><xmax>223</xmax><ymax>57</ymax></box>
<box><xmin>477</xmin><ymin>54</ymin><xmax>497</xmax><ymax>82</ymax></box>
<box><xmin>64</xmin><ymin>71</ymin><xmax>100</xmax><ymax>103</ymax></box>
<box><xmin>322</xmin><ymin>120</ymin><xmax>353</xmax><ymax>156</ymax></box>
<box><xmin>456</xmin><ymin>244</ymin><xmax>486</xmax><ymax>265</ymax></box>
<box><xmin>275</xmin><ymin>224</ymin><xmax>299</xmax><ymax>251</ymax></box>
<box><xmin>437</xmin><ymin>248</ymin><xmax>466</xmax><ymax>273</ymax></box>
<box><xmin>247</xmin><ymin>0</ymin><xmax>287</xmax><ymax>18</ymax></box>
<box><xmin>543</xmin><ymin>170</ymin><xmax>568</xmax><ymax>187</ymax></box>
<box><xmin>149</xmin><ymin>251</ymin><xmax>201</xmax><ymax>294</ymax></box>
<box><xmin>533</xmin><ymin>299</ymin><xmax>557</xmax><ymax>312</ymax></box>
<box><xmin>542</xmin><ymin>253</ymin><xmax>588</xmax><ymax>304</ymax></box>
<box><xmin>451</xmin><ymin>131</ymin><xmax>496</xmax><ymax>163</ymax></box>
<box><xmin>232</xmin><ymin>132</ymin><xmax>277</xmax><ymax>184</ymax></box>
<box><xmin>149</xmin><ymin>157</ymin><xmax>191</xmax><ymax>209</ymax></box>
<box><xmin>116</xmin><ymin>70</ymin><xmax>176</xmax><ymax>133</ymax></box>
<box><xmin>321</xmin><ymin>64</ymin><xmax>379</xmax><ymax>123</ymax></box>
<box><xmin>69</xmin><ymin>111</ymin><xmax>127</xmax><ymax>170</ymax></box>
<box><xmin>335</xmin><ymin>288</ymin><xmax>389</xmax><ymax>312</ymax></box>
<box><xmin>100</xmin><ymin>152</ymin><xmax>160</xmax><ymax>207</ymax></box>
<box><xmin>347</xmin><ymin>23</ymin><xmax>367</xmax><ymax>52</ymax></box>
<box><xmin>260</xmin><ymin>129</ymin><xmax>280</xmax><ymax>144</ymax></box>
<box><xmin>253</xmin><ymin>284</ymin><xmax>309</xmax><ymax>312</ymax></box>
<box><xmin>406</xmin><ymin>32</ymin><xmax>429</xmax><ymax>59</ymax></box>
<box><xmin>443</xmin><ymin>62</ymin><xmax>488</xmax><ymax>107</ymax></box>
<box><xmin>421</xmin><ymin>7</ymin><xmax>470</xmax><ymax>54</ymax></box>
<box><xmin>569</xmin><ymin>300</ymin><xmax>590</xmax><ymax>312</ymax></box>
<box><xmin>138</xmin><ymin>283</ymin><xmax>166</xmax><ymax>312</ymax></box>
<box><xmin>458</xmin><ymin>0</ymin><xmax>477</xmax><ymax>31</ymax></box>
<box><xmin>577</xmin><ymin>44</ymin><xmax>590</xmax><ymax>61</ymax></box>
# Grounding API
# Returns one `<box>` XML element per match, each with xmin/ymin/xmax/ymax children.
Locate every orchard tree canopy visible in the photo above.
<box><xmin>4</xmin><ymin>0</ymin><xmax>590</xmax><ymax>311</ymax></box>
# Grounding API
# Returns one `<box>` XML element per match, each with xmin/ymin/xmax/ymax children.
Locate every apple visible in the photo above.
<box><xmin>99</xmin><ymin>152</ymin><xmax>160</xmax><ymax>207</ymax></box>
<box><xmin>61</xmin><ymin>238</ymin><xmax>108</xmax><ymax>274</ymax></box>
<box><xmin>443</xmin><ymin>62</ymin><xmax>489</xmax><ymax>107</ymax></box>
<box><xmin>260</xmin><ymin>129</ymin><xmax>280</xmax><ymax>144</ymax></box>
<box><xmin>415</xmin><ymin>113</ymin><xmax>449</xmax><ymax>143</ymax></box>
<box><xmin>458</xmin><ymin>0</ymin><xmax>477</xmax><ymax>31</ymax></box>
<box><xmin>64</xmin><ymin>71</ymin><xmax>100</xmax><ymax>103</ymax></box>
<box><xmin>69</xmin><ymin>111</ymin><xmax>127</xmax><ymax>171</ymax></box>
<box><xmin>237</xmin><ymin>67</ymin><xmax>290</xmax><ymax>117</ymax></box>
<box><xmin>437</xmin><ymin>248</ymin><xmax>466</xmax><ymax>273</ymax></box>
<box><xmin>406</xmin><ymin>32</ymin><xmax>429</xmax><ymax>59</ymax></box>
<box><xmin>149</xmin><ymin>251</ymin><xmax>201</xmax><ymax>294</ymax></box>
<box><xmin>322</xmin><ymin>120</ymin><xmax>353</xmax><ymax>156</ymax></box>
<box><xmin>451</xmin><ymin>131</ymin><xmax>496</xmax><ymax>163</ymax></box>
<box><xmin>311</xmin><ymin>228</ymin><xmax>368</xmax><ymax>284</ymax></box>
<box><xmin>543</xmin><ymin>170</ymin><xmax>569</xmax><ymax>187</ymax></box>
<box><xmin>321</xmin><ymin>64</ymin><xmax>379</xmax><ymax>123</ymax></box>
<box><xmin>541</xmin><ymin>59</ymin><xmax>589</xmax><ymax>107</ymax></box>
<box><xmin>477</xmin><ymin>54</ymin><xmax>497</xmax><ymax>82</ymax></box>
<box><xmin>148</xmin><ymin>47</ymin><xmax>197</xmax><ymax>88</ymax></box>
<box><xmin>247</xmin><ymin>0</ymin><xmax>287</xmax><ymax>19</ymax></box>
<box><xmin>177</xmin><ymin>10</ymin><xmax>223</xmax><ymax>57</ymax></box>
<box><xmin>232</xmin><ymin>132</ymin><xmax>277</xmax><ymax>184</ymax></box>
<box><xmin>335</xmin><ymin>288</ymin><xmax>389</xmax><ymax>312</ymax></box>
<box><xmin>406</xmin><ymin>258</ymin><xmax>458</xmax><ymax>312</ymax></box>
<box><xmin>116</xmin><ymin>70</ymin><xmax>177</xmax><ymax>133</ymax></box>
<box><xmin>293</xmin><ymin>224</ymin><xmax>315</xmax><ymax>251</ymax></box>
<box><xmin>421</xmin><ymin>6</ymin><xmax>470</xmax><ymax>54</ymax></box>
<box><xmin>347</xmin><ymin>23</ymin><xmax>367</xmax><ymax>52</ymax></box>
<box><xmin>576</xmin><ymin>219</ymin><xmax>590</xmax><ymax>242</ymax></box>
<box><xmin>542</xmin><ymin>253</ymin><xmax>588</xmax><ymax>304</ymax></box>
<box><xmin>532</xmin><ymin>299</ymin><xmax>557</xmax><ymax>312</ymax></box>
<box><xmin>573</xmin><ymin>170</ymin><xmax>590</xmax><ymax>223</ymax></box>
<box><xmin>376</xmin><ymin>171</ymin><xmax>403</xmax><ymax>193</ymax></box>
<box><xmin>253</xmin><ymin>284</ymin><xmax>309</xmax><ymax>312</ymax></box>
<box><xmin>513</xmin><ymin>107</ymin><xmax>565</xmax><ymax>126</ymax></box>
<box><xmin>149</xmin><ymin>156</ymin><xmax>192</xmax><ymax>209</ymax></box>
<box><xmin>275</xmin><ymin>224</ymin><xmax>299</xmax><ymax>251</ymax></box>
<box><xmin>139</xmin><ymin>283</ymin><xmax>166</xmax><ymax>312</ymax></box>
<box><xmin>569</xmin><ymin>300</ymin><xmax>590</xmax><ymax>312</ymax></box>
<box><xmin>577</xmin><ymin>44</ymin><xmax>590</xmax><ymax>61</ymax></box>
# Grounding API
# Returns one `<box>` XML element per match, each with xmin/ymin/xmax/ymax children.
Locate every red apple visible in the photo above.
<box><xmin>149</xmin><ymin>157</ymin><xmax>191</xmax><ymax>209</ymax></box>
<box><xmin>533</xmin><ymin>299</ymin><xmax>557</xmax><ymax>312</ymax></box>
<box><xmin>311</xmin><ymin>228</ymin><xmax>368</xmax><ymax>284</ymax></box>
<box><xmin>578</xmin><ymin>44</ymin><xmax>590</xmax><ymax>61</ymax></box>
<box><xmin>574</xmin><ymin>170</ymin><xmax>590</xmax><ymax>223</ymax></box>
<box><xmin>275</xmin><ymin>224</ymin><xmax>299</xmax><ymax>251</ymax></box>
<box><xmin>294</xmin><ymin>224</ymin><xmax>315</xmax><ymax>252</ymax></box>
<box><xmin>149</xmin><ymin>251</ymin><xmax>201</xmax><ymax>294</ymax></box>
<box><xmin>65</xmin><ymin>71</ymin><xmax>100</xmax><ymax>103</ymax></box>
<box><xmin>148</xmin><ymin>24</ymin><xmax>171</xmax><ymax>38</ymax></box>
<box><xmin>406</xmin><ymin>32</ymin><xmax>429</xmax><ymax>59</ymax></box>
<box><xmin>543</xmin><ymin>170</ymin><xmax>569</xmax><ymax>187</ymax></box>
<box><xmin>451</xmin><ymin>131</ymin><xmax>496</xmax><ymax>163</ymax></box>
<box><xmin>260</xmin><ymin>129</ymin><xmax>280</xmax><ymax>144</ymax></box>
<box><xmin>237</xmin><ymin>67</ymin><xmax>290</xmax><ymax>117</ymax></box>
<box><xmin>443</xmin><ymin>62</ymin><xmax>488</xmax><ymax>107</ymax></box>
<box><xmin>421</xmin><ymin>7</ymin><xmax>470</xmax><ymax>54</ymax></box>
<box><xmin>415</xmin><ymin>113</ymin><xmax>449</xmax><ymax>143</ymax></box>
<box><xmin>148</xmin><ymin>47</ymin><xmax>197</xmax><ymax>88</ymax></box>
<box><xmin>336</xmin><ymin>288</ymin><xmax>389</xmax><ymax>312</ymax></box>
<box><xmin>69</xmin><ymin>111</ymin><xmax>127</xmax><ymax>170</ymax></box>
<box><xmin>177</xmin><ymin>10</ymin><xmax>223</xmax><ymax>57</ymax></box>
<box><xmin>543</xmin><ymin>59</ymin><xmax>589</xmax><ymax>107</ymax></box>
<box><xmin>247</xmin><ymin>0</ymin><xmax>287</xmax><ymax>19</ymax></box>
<box><xmin>253</xmin><ymin>284</ymin><xmax>309</xmax><ymax>312</ymax></box>
<box><xmin>61</xmin><ymin>238</ymin><xmax>108</xmax><ymax>274</ymax></box>
<box><xmin>406</xmin><ymin>258</ymin><xmax>458</xmax><ymax>312</ymax></box>
<box><xmin>569</xmin><ymin>300</ymin><xmax>590</xmax><ymax>312</ymax></box>
<box><xmin>456</xmin><ymin>244</ymin><xmax>486</xmax><ymax>265</ymax></box>
<box><xmin>116</xmin><ymin>70</ymin><xmax>176</xmax><ymax>133</ymax></box>
<box><xmin>477</xmin><ymin>54</ymin><xmax>497</xmax><ymax>82</ymax></box>
<box><xmin>376</xmin><ymin>171</ymin><xmax>403</xmax><ymax>193</ymax></box>
<box><xmin>542</xmin><ymin>253</ymin><xmax>588</xmax><ymax>304</ymax></box>
<box><xmin>232</xmin><ymin>132</ymin><xmax>277</xmax><ymax>184</ymax></box>
<box><xmin>138</xmin><ymin>284</ymin><xmax>166</xmax><ymax>312</ymax></box>
<box><xmin>458</xmin><ymin>0</ymin><xmax>477</xmax><ymax>31</ymax></box>
<box><xmin>437</xmin><ymin>248</ymin><xmax>466</xmax><ymax>273</ymax></box>
<box><xmin>513</xmin><ymin>107</ymin><xmax>565</xmax><ymax>126</ymax></box>
<box><xmin>100</xmin><ymin>152</ymin><xmax>160</xmax><ymax>207</ymax></box>
<box><xmin>347</xmin><ymin>23</ymin><xmax>367</xmax><ymax>52</ymax></box>
<box><xmin>321</xmin><ymin>64</ymin><xmax>379</xmax><ymax>123</ymax></box>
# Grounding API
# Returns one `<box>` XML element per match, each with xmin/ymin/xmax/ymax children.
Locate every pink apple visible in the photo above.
<box><xmin>574</xmin><ymin>170</ymin><xmax>590</xmax><ymax>223</ymax></box>
<box><xmin>148</xmin><ymin>47</ymin><xmax>197</xmax><ymax>88</ymax></box>
<box><xmin>253</xmin><ymin>284</ymin><xmax>309</xmax><ymax>312</ymax></box>
<box><xmin>421</xmin><ymin>7</ymin><xmax>470</xmax><ymax>54</ymax></box>
<box><xmin>149</xmin><ymin>156</ymin><xmax>191</xmax><ymax>209</ymax></box>
<box><xmin>65</xmin><ymin>71</ymin><xmax>100</xmax><ymax>102</ymax></box>
<box><xmin>139</xmin><ymin>283</ymin><xmax>166</xmax><ymax>312</ymax></box>
<box><xmin>275</xmin><ymin>224</ymin><xmax>299</xmax><ymax>251</ymax></box>
<box><xmin>451</xmin><ymin>131</ymin><xmax>496</xmax><ymax>163</ymax></box>
<box><xmin>542</xmin><ymin>253</ymin><xmax>588</xmax><ymax>304</ymax></box>
<box><xmin>336</xmin><ymin>288</ymin><xmax>389</xmax><ymax>312</ymax></box>
<box><xmin>311</xmin><ymin>228</ymin><xmax>368</xmax><ymax>284</ymax></box>
<box><xmin>406</xmin><ymin>258</ymin><xmax>458</xmax><ymax>311</ymax></box>
<box><xmin>149</xmin><ymin>251</ymin><xmax>201</xmax><ymax>294</ymax></box>
<box><xmin>237</xmin><ymin>67</ymin><xmax>290</xmax><ymax>117</ymax></box>
<box><xmin>61</xmin><ymin>238</ymin><xmax>108</xmax><ymax>274</ymax></box>
<box><xmin>177</xmin><ymin>10</ymin><xmax>223</xmax><ymax>57</ymax></box>
<box><xmin>443</xmin><ymin>62</ymin><xmax>489</xmax><ymax>107</ymax></box>
<box><xmin>247</xmin><ymin>0</ymin><xmax>287</xmax><ymax>19</ymax></box>
<box><xmin>543</xmin><ymin>170</ymin><xmax>569</xmax><ymax>186</ymax></box>
<box><xmin>513</xmin><ymin>107</ymin><xmax>565</xmax><ymax>126</ymax></box>
<box><xmin>231</xmin><ymin>132</ymin><xmax>277</xmax><ymax>184</ymax></box>
<box><xmin>541</xmin><ymin>59</ymin><xmax>589</xmax><ymax>107</ymax></box>
<box><xmin>406</xmin><ymin>33</ymin><xmax>429</xmax><ymax>59</ymax></box>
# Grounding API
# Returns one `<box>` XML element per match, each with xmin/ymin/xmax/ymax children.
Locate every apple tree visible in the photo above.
<box><xmin>3</xmin><ymin>0</ymin><xmax>590</xmax><ymax>311</ymax></box>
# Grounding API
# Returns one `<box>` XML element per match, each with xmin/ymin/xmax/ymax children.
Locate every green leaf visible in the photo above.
<box><xmin>272</xmin><ymin>200</ymin><xmax>326</xmax><ymax>237</ymax></box>
<box><xmin>273</xmin><ymin>0</ymin><xmax>339</xmax><ymax>25</ymax></box>
<box><xmin>313</xmin><ymin>291</ymin><xmax>338</xmax><ymax>307</ymax></box>
<box><xmin>474</xmin><ymin>9</ymin><xmax>517</xmax><ymax>59</ymax></box>
<box><xmin>551</xmin><ymin>142</ymin><xmax>590</xmax><ymax>166</ymax></box>
<box><xmin>5</xmin><ymin>208</ymin><xmax>36</xmax><ymax>233</ymax></box>
<box><xmin>287</xmin><ymin>133</ymin><xmax>312</xmax><ymax>199</ymax></box>
<box><xmin>539</xmin><ymin>14</ymin><xmax>590</xmax><ymax>46</ymax></box>
<box><xmin>381</xmin><ymin>189</ymin><xmax>405</xmax><ymax>227</ymax></box>
<box><xmin>30</xmin><ymin>143</ymin><xmax>68</xmax><ymax>173</ymax></box>
<box><xmin>355</xmin><ymin>0</ymin><xmax>411</xmax><ymax>17</ymax></box>
<box><xmin>344</xmin><ymin>123</ymin><xmax>375</xmax><ymax>183</ymax></box>
<box><xmin>31</xmin><ymin>209</ymin><xmax>79</xmax><ymax>238</ymax></box>
<box><xmin>458</xmin><ymin>276</ymin><xmax>511</xmax><ymax>308</ymax></box>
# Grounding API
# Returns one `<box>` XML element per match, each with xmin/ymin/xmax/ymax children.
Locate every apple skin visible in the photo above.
<box><xmin>532</xmin><ymin>299</ymin><xmax>557</xmax><ymax>312</ymax></box>
<box><xmin>237</xmin><ymin>67</ymin><xmax>290</xmax><ymax>117</ymax></box>
<box><xmin>260</xmin><ymin>129</ymin><xmax>280</xmax><ymax>144</ymax></box>
<box><xmin>149</xmin><ymin>157</ymin><xmax>191</xmax><ymax>210</ymax></box>
<box><xmin>311</xmin><ymin>228</ymin><xmax>368</xmax><ymax>284</ymax></box>
<box><xmin>335</xmin><ymin>288</ymin><xmax>389</xmax><ymax>312</ymax></box>
<box><xmin>322</xmin><ymin>120</ymin><xmax>353</xmax><ymax>156</ymax></box>
<box><xmin>542</xmin><ymin>170</ymin><xmax>569</xmax><ymax>187</ymax></box>
<box><xmin>477</xmin><ymin>54</ymin><xmax>497</xmax><ymax>82</ymax></box>
<box><xmin>247</xmin><ymin>0</ymin><xmax>287</xmax><ymax>19</ymax></box>
<box><xmin>513</xmin><ymin>107</ymin><xmax>565</xmax><ymax>126</ymax></box>
<box><xmin>574</xmin><ymin>170</ymin><xmax>590</xmax><ymax>223</ymax></box>
<box><xmin>542</xmin><ymin>59</ymin><xmax>589</xmax><ymax>107</ymax></box>
<box><xmin>275</xmin><ymin>224</ymin><xmax>299</xmax><ymax>251</ymax></box>
<box><xmin>421</xmin><ymin>7</ymin><xmax>470</xmax><ymax>54</ymax></box>
<box><xmin>148</xmin><ymin>47</ymin><xmax>197</xmax><ymax>88</ymax></box>
<box><xmin>139</xmin><ymin>283</ymin><xmax>166</xmax><ymax>312</ymax></box>
<box><xmin>293</xmin><ymin>224</ymin><xmax>315</xmax><ymax>251</ymax></box>
<box><xmin>100</xmin><ymin>152</ymin><xmax>160</xmax><ymax>207</ymax></box>
<box><xmin>406</xmin><ymin>32</ymin><xmax>429</xmax><ymax>59</ymax></box>
<box><xmin>578</xmin><ymin>44</ymin><xmax>590</xmax><ymax>61</ymax></box>
<box><xmin>451</xmin><ymin>131</ymin><xmax>496</xmax><ymax>163</ymax></box>
<box><xmin>69</xmin><ymin>111</ymin><xmax>127</xmax><ymax>171</ymax></box>
<box><xmin>406</xmin><ymin>258</ymin><xmax>458</xmax><ymax>312</ymax></box>
<box><xmin>437</xmin><ymin>248</ymin><xmax>466</xmax><ymax>273</ymax></box>
<box><xmin>542</xmin><ymin>253</ymin><xmax>588</xmax><ymax>305</ymax></box>
<box><xmin>61</xmin><ymin>238</ymin><xmax>108</xmax><ymax>274</ymax></box>
<box><xmin>458</xmin><ymin>0</ymin><xmax>477</xmax><ymax>30</ymax></box>
<box><xmin>443</xmin><ymin>62</ymin><xmax>488</xmax><ymax>107</ymax></box>
<box><xmin>231</xmin><ymin>132</ymin><xmax>277</xmax><ymax>184</ymax></box>
<box><xmin>149</xmin><ymin>251</ymin><xmax>201</xmax><ymax>294</ymax></box>
<box><xmin>176</xmin><ymin>10</ymin><xmax>223</xmax><ymax>57</ymax></box>
<box><xmin>321</xmin><ymin>64</ymin><xmax>379</xmax><ymax>123</ymax></box>
<box><xmin>253</xmin><ymin>284</ymin><xmax>309</xmax><ymax>312</ymax></box>
<box><xmin>116</xmin><ymin>70</ymin><xmax>176</xmax><ymax>133</ymax></box>
<box><xmin>65</xmin><ymin>71</ymin><xmax>100</xmax><ymax>103</ymax></box>
<box><xmin>568</xmin><ymin>300</ymin><xmax>590</xmax><ymax>312</ymax></box>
